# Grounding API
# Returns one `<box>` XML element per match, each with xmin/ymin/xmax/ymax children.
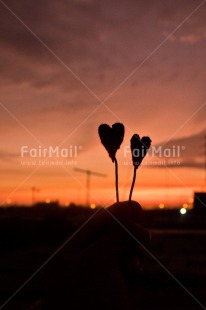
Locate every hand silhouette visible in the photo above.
<box><xmin>34</xmin><ymin>201</ymin><xmax>150</xmax><ymax>310</ymax></box>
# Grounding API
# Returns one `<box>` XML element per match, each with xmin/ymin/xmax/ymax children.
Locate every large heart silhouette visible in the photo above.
<box><xmin>130</xmin><ymin>134</ymin><xmax>151</xmax><ymax>168</ymax></box>
<box><xmin>98</xmin><ymin>123</ymin><xmax>125</xmax><ymax>162</ymax></box>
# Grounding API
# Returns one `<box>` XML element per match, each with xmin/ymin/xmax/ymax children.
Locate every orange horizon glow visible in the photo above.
<box><xmin>0</xmin><ymin>137</ymin><xmax>205</xmax><ymax>208</ymax></box>
<box><xmin>0</xmin><ymin>1</ymin><xmax>206</xmax><ymax>209</ymax></box>
<box><xmin>0</xmin><ymin>174</ymin><xmax>204</xmax><ymax>208</ymax></box>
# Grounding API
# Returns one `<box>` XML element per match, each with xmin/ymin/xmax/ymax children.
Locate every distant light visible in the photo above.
<box><xmin>159</xmin><ymin>203</ymin><xmax>165</xmax><ymax>209</ymax></box>
<box><xmin>188</xmin><ymin>197</ymin><xmax>194</xmax><ymax>204</ymax></box>
<box><xmin>90</xmin><ymin>203</ymin><xmax>96</xmax><ymax>209</ymax></box>
<box><xmin>45</xmin><ymin>198</ymin><xmax>51</xmax><ymax>204</ymax></box>
<box><xmin>65</xmin><ymin>202</ymin><xmax>70</xmax><ymax>207</ymax></box>
<box><xmin>180</xmin><ymin>207</ymin><xmax>187</xmax><ymax>215</ymax></box>
<box><xmin>183</xmin><ymin>203</ymin><xmax>188</xmax><ymax>209</ymax></box>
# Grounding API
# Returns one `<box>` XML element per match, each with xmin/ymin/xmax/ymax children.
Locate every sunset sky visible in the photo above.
<box><xmin>0</xmin><ymin>0</ymin><xmax>206</xmax><ymax>208</ymax></box>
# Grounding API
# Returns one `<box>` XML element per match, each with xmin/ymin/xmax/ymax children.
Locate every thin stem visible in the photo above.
<box><xmin>114</xmin><ymin>158</ymin><xmax>119</xmax><ymax>202</ymax></box>
<box><xmin>129</xmin><ymin>167</ymin><xmax>137</xmax><ymax>201</ymax></box>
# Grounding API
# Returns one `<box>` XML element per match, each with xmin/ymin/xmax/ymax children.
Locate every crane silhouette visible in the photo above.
<box><xmin>74</xmin><ymin>168</ymin><xmax>107</xmax><ymax>206</ymax></box>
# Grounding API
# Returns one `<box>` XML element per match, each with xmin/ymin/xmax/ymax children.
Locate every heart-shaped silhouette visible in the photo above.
<box><xmin>98</xmin><ymin>123</ymin><xmax>125</xmax><ymax>162</ymax></box>
<box><xmin>130</xmin><ymin>134</ymin><xmax>151</xmax><ymax>168</ymax></box>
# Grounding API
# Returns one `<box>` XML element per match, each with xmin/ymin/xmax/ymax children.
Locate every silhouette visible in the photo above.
<box><xmin>129</xmin><ymin>135</ymin><xmax>151</xmax><ymax>201</ymax></box>
<box><xmin>98</xmin><ymin>124</ymin><xmax>151</xmax><ymax>202</ymax></box>
<box><xmin>74</xmin><ymin>168</ymin><xmax>106</xmax><ymax>206</ymax></box>
<box><xmin>1</xmin><ymin>203</ymin><xmax>206</xmax><ymax>309</ymax></box>
<box><xmin>31</xmin><ymin>201</ymin><xmax>149</xmax><ymax>309</ymax></box>
<box><xmin>98</xmin><ymin>123</ymin><xmax>125</xmax><ymax>202</ymax></box>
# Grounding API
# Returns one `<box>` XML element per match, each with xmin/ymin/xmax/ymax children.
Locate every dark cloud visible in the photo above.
<box><xmin>160</xmin><ymin>129</ymin><xmax>205</xmax><ymax>158</ymax></box>
<box><xmin>149</xmin><ymin>129</ymin><xmax>206</xmax><ymax>169</ymax></box>
<box><xmin>0</xmin><ymin>0</ymin><xmax>205</xmax><ymax>144</ymax></box>
<box><xmin>0</xmin><ymin>149</ymin><xmax>19</xmax><ymax>160</ymax></box>
<box><xmin>159</xmin><ymin>0</ymin><xmax>206</xmax><ymax>44</ymax></box>
<box><xmin>0</xmin><ymin>0</ymin><xmax>166</xmax><ymax>89</ymax></box>
<box><xmin>0</xmin><ymin>0</ymin><xmax>205</xmax><ymax>99</ymax></box>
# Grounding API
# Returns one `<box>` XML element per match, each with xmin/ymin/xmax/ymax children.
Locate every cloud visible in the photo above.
<box><xmin>0</xmin><ymin>0</ymin><xmax>205</xmax><ymax>106</ymax></box>
<box><xmin>0</xmin><ymin>0</ymin><xmax>170</xmax><ymax>90</ymax></box>
<box><xmin>0</xmin><ymin>0</ymin><xmax>206</xmax><ymax>150</ymax></box>
<box><xmin>149</xmin><ymin>129</ymin><xmax>206</xmax><ymax>169</ymax></box>
<box><xmin>159</xmin><ymin>0</ymin><xmax>206</xmax><ymax>45</ymax></box>
<box><xmin>164</xmin><ymin>32</ymin><xmax>206</xmax><ymax>45</ymax></box>
<box><xmin>179</xmin><ymin>33</ymin><xmax>206</xmax><ymax>44</ymax></box>
<box><xmin>0</xmin><ymin>149</ymin><xmax>19</xmax><ymax>161</ymax></box>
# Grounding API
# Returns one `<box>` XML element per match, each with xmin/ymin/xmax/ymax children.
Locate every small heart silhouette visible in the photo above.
<box><xmin>130</xmin><ymin>134</ymin><xmax>151</xmax><ymax>168</ymax></box>
<box><xmin>98</xmin><ymin>123</ymin><xmax>125</xmax><ymax>162</ymax></box>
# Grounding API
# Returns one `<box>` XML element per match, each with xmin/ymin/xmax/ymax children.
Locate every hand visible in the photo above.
<box><xmin>35</xmin><ymin>201</ymin><xmax>150</xmax><ymax>310</ymax></box>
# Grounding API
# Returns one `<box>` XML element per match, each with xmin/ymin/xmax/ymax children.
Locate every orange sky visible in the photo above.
<box><xmin>0</xmin><ymin>0</ymin><xmax>206</xmax><ymax>208</ymax></box>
